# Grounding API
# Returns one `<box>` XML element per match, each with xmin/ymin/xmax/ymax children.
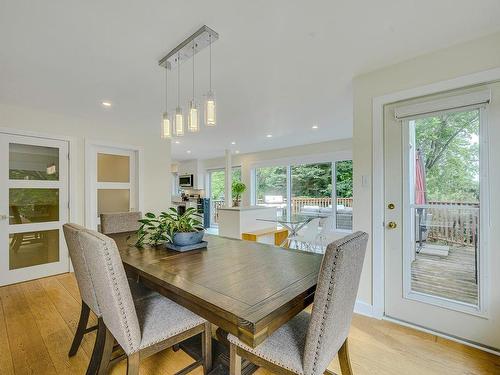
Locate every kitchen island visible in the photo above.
<box><xmin>218</xmin><ymin>206</ymin><xmax>277</xmax><ymax>239</ymax></box>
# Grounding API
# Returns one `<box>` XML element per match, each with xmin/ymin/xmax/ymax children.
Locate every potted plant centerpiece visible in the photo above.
<box><xmin>232</xmin><ymin>181</ymin><xmax>247</xmax><ymax>207</ymax></box>
<box><xmin>135</xmin><ymin>207</ymin><xmax>205</xmax><ymax>251</ymax></box>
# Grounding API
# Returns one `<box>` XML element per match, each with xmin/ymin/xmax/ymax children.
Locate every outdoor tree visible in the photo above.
<box><xmin>415</xmin><ymin>109</ymin><xmax>479</xmax><ymax>202</ymax></box>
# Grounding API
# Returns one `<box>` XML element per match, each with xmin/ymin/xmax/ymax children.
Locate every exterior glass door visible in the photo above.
<box><xmin>0</xmin><ymin>134</ymin><xmax>69</xmax><ymax>286</ymax></box>
<box><xmin>384</xmin><ymin>85</ymin><xmax>499</xmax><ymax>350</ymax></box>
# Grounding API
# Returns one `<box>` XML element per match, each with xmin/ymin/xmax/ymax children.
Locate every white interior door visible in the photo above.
<box><xmin>0</xmin><ymin>133</ymin><xmax>69</xmax><ymax>286</ymax></box>
<box><xmin>87</xmin><ymin>144</ymin><xmax>138</xmax><ymax>230</ymax></box>
<box><xmin>384</xmin><ymin>84</ymin><xmax>499</xmax><ymax>350</ymax></box>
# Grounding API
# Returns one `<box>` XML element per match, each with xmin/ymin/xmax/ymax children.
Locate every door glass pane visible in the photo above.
<box><xmin>209</xmin><ymin>170</ymin><xmax>225</xmax><ymax>226</ymax></box>
<box><xmin>9</xmin><ymin>188</ymin><xmax>59</xmax><ymax>224</ymax></box>
<box><xmin>98</xmin><ymin>189</ymin><xmax>130</xmax><ymax>214</ymax></box>
<box><xmin>9</xmin><ymin>229</ymin><xmax>60</xmax><ymax>270</ymax></box>
<box><xmin>9</xmin><ymin>143</ymin><xmax>59</xmax><ymax>180</ymax></box>
<box><xmin>97</xmin><ymin>153</ymin><xmax>130</xmax><ymax>182</ymax></box>
<box><xmin>291</xmin><ymin>162</ymin><xmax>333</xmax><ymax>218</ymax></box>
<box><xmin>410</xmin><ymin>109</ymin><xmax>479</xmax><ymax>306</ymax></box>
<box><xmin>208</xmin><ymin>168</ymin><xmax>241</xmax><ymax>225</ymax></box>
<box><xmin>255</xmin><ymin>166</ymin><xmax>287</xmax><ymax>219</ymax></box>
<box><xmin>335</xmin><ymin>160</ymin><xmax>353</xmax><ymax>230</ymax></box>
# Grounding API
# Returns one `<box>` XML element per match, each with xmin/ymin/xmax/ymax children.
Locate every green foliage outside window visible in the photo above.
<box><xmin>415</xmin><ymin>109</ymin><xmax>479</xmax><ymax>202</ymax></box>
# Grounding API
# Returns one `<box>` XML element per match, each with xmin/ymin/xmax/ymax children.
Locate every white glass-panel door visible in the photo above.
<box><xmin>384</xmin><ymin>86</ymin><xmax>499</xmax><ymax>350</ymax></box>
<box><xmin>0</xmin><ymin>134</ymin><xmax>69</xmax><ymax>286</ymax></box>
<box><xmin>87</xmin><ymin>145</ymin><xmax>137</xmax><ymax>230</ymax></box>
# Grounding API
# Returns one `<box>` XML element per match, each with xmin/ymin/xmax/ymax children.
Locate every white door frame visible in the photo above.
<box><xmin>0</xmin><ymin>127</ymin><xmax>78</xmax><ymax>282</ymax></box>
<box><xmin>84</xmin><ymin>139</ymin><xmax>144</xmax><ymax>229</ymax></box>
<box><xmin>371</xmin><ymin>68</ymin><xmax>500</xmax><ymax>319</ymax></box>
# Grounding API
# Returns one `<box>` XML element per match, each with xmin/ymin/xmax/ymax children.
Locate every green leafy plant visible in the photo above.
<box><xmin>232</xmin><ymin>181</ymin><xmax>247</xmax><ymax>206</ymax></box>
<box><xmin>134</xmin><ymin>207</ymin><xmax>203</xmax><ymax>247</ymax></box>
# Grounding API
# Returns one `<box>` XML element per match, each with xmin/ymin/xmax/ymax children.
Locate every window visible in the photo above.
<box><xmin>255</xmin><ymin>166</ymin><xmax>287</xmax><ymax>218</ymax></box>
<box><xmin>254</xmin><ymin>160</ymin><xmax>353</xmax><ymax>230</ymax></box>
<box><xmin>334</xmin><ymin>160</ymin><xmax>353</xmax><ymax>230</ymax></box>
<box><xmin>208</xmin><ymin>167</ymin><xmax>241</xmax><ymax>226</ymax></box>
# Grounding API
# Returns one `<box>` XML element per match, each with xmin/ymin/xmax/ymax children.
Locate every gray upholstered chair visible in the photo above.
<box><xmin>77</xmin><ymin>228</ymin><xmax>212</xmax><ymax>375</ymax></box>
<box><xmin>63</xmin><ymin>223</ymin><xmax>156</xmax><ymax>374</ymax></box>
<box><xmin>100</xmin><ymin>211</ymin><xmax>142</xmax><ymax>235</ymax></box>
<box><xmin>228</xmin><ymin>231</ymin><xmax>368</xmax><ymax>375</ymax></box>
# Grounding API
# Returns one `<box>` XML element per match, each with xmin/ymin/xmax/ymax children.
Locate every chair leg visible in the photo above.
<box><xmin>338</xmin><ymin>338</ymin><xmax>353</xmax><ymax>375</ymax></box>
<box><xmin>86</xmin><ymin>317</ymin><xmax>106</xmax><ymax>375</ymax></box>
<box><xmin>69</xmin><ymin>302</ymin><xmax>91</xmax><ymax>357</ymax></box>
<box><xmin>97</xmin><ymin>325</ymin><xmax>115</xmax><ymax>375</ymax></box>
<box><xmin>127</xmin><ymin>352</ymin><xmax>140</xmax><ymax>375</ymax></box>
<box><xmin>202</xmin><ymin>322</ymin><xmax>212</xmax><ymax>373</ymax></box>
<box><xmin>229</xmin><ymin>343</ymin><xmax>241</xmax><ymax>375</ymax></box>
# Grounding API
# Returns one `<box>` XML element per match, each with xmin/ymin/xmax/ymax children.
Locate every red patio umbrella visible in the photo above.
<box><xmin>415</xmin><ymin>149</ymin><xmax>427</xmax><ymax>205</ymax></box>
<box><xmin>415</xmin><ymin>149</ymin><xmax>427</xmax><ymax>251</ymax></box>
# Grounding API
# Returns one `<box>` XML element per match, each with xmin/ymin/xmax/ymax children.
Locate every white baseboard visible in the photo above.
<box><xmin>354</xmin><ymin>300</ymin><xmax>374</xmax><ymax>317</ymax></box>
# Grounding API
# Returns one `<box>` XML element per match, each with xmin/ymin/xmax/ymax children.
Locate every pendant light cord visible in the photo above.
<box><xmin>209</xmin><ymin>34</ymin><xmax>212</xmax><ymax>91</ymax></box>
<box><xmin>177</xmin><ymin>52</ymin><xmax>180</xmax><ymax>106</ymax></box>
<box><xmin>192</xmin><ymin>42</ymin><xmax>195</xmax><ymax>99</ymax></box>
<box><xmin>165</xmin><ymin>67</ymin><xmax>168</xmax><ymax>110</ymax></box>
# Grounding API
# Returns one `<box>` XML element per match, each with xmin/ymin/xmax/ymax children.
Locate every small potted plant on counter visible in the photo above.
<box><xmin>135</xmin><ymin>207</ymin><xmax>205</xmax><ymax>251</ymax></box>
<box><xmin>232</xmin><ymin>181</ymin><xmax>247</xmax><ymax>207</ymax></box>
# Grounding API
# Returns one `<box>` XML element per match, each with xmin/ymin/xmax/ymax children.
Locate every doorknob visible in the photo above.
<box><xmin>0</xmin><ymin>214</ymin><xmax>7</xmax><ymax>220</ymax></box>
<box><xmin>387</xmin><ymin>221</ymin><xmax>397</xmax><ymax>229</ymax></box>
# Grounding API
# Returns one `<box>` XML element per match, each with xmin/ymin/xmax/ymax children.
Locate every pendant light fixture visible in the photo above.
<box><xmin>174</xmin><ymin>52</ymin><xmax>184</xmax><ymax>136</ymax></box>
<box><xmin>188</xmin><ymin>41</ymin><xmax>200</xmax><ymax>132</ymax></box>
<box><xmin>158</xmin><ymin>26</ymin><xmax>218</xmax><ymax>139</ymax></box>
<box><xmin>161</xmin><ymin>67</ymin><xmax>172</xmax><ymax>139</ymax></box>
<box><xmin>204</xmin><ymin>33</ymin><xmax>216</xmax><ymax>127</ymax></box>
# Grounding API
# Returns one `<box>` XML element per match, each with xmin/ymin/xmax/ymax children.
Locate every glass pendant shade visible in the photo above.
<box><xmin>204</xmin><ymin>90</ymin><xmax>216</xmax><ymax>127</ymax></box>
<box><xmin>174</xmin><ymin>107</ymin><xmax>184</xmax><ymax>136</ymax></box>
<box><xmin>188</xmin><ymin>100</ymin><xmax>200</xmax><ymax>132</ymax></box>
<box><xmin>161</xmin><ymin>112</ymin><xmax>172</xmax><ymax>139</ymax></box>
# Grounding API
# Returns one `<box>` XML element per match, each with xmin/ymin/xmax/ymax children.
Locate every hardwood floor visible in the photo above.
<box><xmin>0</xmin><ymin>273</ymin><xmax>499</xmax><ymax>375</ymax></box>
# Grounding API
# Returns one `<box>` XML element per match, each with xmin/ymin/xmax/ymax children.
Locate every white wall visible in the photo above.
<box><xmin>187</xmin><ymin>139</ymin><xmax>352</xmax><ymax>205</ymax></box>
<box><xmin>353</xmin><ymin>31</ymin><xmax>500</xmax><ymax>306</ymax></box>
<box><xmin>0</xmin><ymin>102</ymin><xmax>172</xmax><ymax>225</ymax></box>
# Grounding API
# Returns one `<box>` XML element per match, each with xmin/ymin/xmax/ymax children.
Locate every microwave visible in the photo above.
<box><xmin>179</xmin><ymin>174</ymin><xmax>194</xmax><ymax>187</ymax></box>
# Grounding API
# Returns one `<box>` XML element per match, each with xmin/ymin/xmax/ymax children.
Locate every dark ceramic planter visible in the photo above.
<box><xmin>172</xmin><ymin>231</ymin><xmax>204</xmax><ymax>246</ymax></box>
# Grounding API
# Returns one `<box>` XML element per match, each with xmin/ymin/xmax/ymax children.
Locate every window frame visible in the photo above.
<box><xmin>250</xmin><ymin>151</ymin><xmax>353</xmax><ymax>233</ymax></box>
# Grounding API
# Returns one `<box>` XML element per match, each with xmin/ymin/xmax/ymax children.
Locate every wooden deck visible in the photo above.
<box><xmin>411</xmin><ymin>244</ymin><xmax>478</xmax><ymax>305</ymax></box>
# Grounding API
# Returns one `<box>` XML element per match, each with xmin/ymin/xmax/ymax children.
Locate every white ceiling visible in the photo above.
<box><xmin>1</xmin><ymin>1</ymin><xmax>500</xmax><ymax>161</ymax></box>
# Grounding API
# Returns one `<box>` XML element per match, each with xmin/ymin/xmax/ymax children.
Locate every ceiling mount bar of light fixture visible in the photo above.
<box><xmin>158</xmin><ymin>25</ymin><xmax>219</xmax><ymax>71</ymax></box>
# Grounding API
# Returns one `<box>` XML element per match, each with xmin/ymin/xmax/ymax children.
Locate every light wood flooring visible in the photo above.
<box><xmin>412</xmin><ymin>245</ymin><xmax>478</xmax><ymax>305</ymax></box>
<box><xmin>0</xmin><ymin>273</ymin><xmax>499</xmax><ymax>375</ymax></box>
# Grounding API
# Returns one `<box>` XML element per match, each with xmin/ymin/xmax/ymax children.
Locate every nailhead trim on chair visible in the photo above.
<box><xmin>311</xmin><ymin>233</ymin><xmax>363</xmax><ymax>375</ymax></box>
<box><xmin>87</xmin><ymin>231</ymin><xmax>137</xmax><ymax>353</ymax></box>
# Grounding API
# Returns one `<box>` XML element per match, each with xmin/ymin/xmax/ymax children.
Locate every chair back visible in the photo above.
<box><xmin>63</xmin><ymin>223</ymin><xmax>101</xmax><ymax>316</ymax></box>
<box><xmin>100</xmin><ymin>211</ymin><xmax>142</xmax><ymax>235</ymax></box>
<box><xmin>303</xmin><ymin>231</ymin><xmax>368</xmax><ymax>375</ymax></box>
<box><xmin>319</xmin><ymin>215</ymin><xmax>335</xmax><ymax>235</ymax></box>
<box><xmin>299</xmin><ymin>218</ymin><xmax>321</xmax><ymax>241</ymax></box>
<box><xmin>78</xmin><ymin>228</ymin><xmax>141</xmax><ymax>355</ymax></box>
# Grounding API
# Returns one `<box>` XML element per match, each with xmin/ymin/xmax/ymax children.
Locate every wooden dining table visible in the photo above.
<box><xmin>111</xmin><ymin>233</ymin><xmax>323</xmax><ymax>373</ymax></box>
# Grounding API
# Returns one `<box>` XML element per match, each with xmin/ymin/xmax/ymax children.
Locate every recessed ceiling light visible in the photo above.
<box><xmin>187</xmin><ymin>150</ymin><xmax>191</xmax><ymax>154</ymax></box>
<box><xmin>312</xmin><ymin>125</ymin><xmax>319</xmax><ymax>129</ymax></box>
<box><xmin>101</xmin><ymin>101</ymin><xmax>112</xmax><ymax>107</ymax></box>
<box><xmin>231</xmin><ymin>141</ymin><xmax>236</xmax><ymax>145</ymax></box>
<box><xmin>175</xmin><ymin>140</ymin><xmax>180</xmax><ymax>144</ymax></box>
<box><xmin>266</xmin><ymin>134</ymin><xmax>273</xmax><ymax>138</ymax></box>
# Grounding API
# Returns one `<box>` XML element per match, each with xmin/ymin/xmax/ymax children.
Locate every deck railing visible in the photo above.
<box><xmin>210</xmin><ymin>197</ymin><xmax>353</xmax><ymax>225</ymax></box>
<box><xmin>424</xmin><ymin>201</ymin><xmax>479</xmax><ymax>247</ymax></box>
